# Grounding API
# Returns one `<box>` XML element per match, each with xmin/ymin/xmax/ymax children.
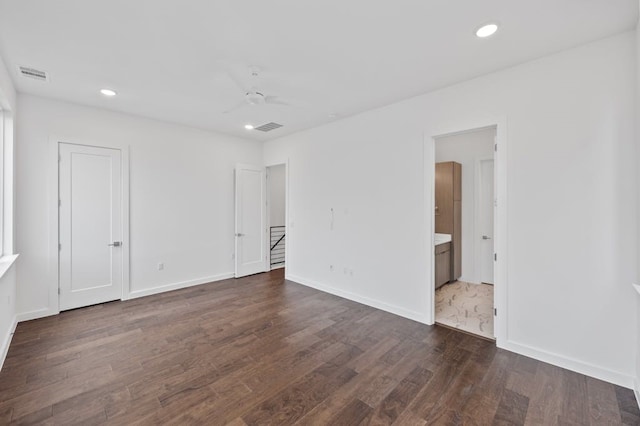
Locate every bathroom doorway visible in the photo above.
<box><xmin>432</xmin><ymin>126</ymin><xmax>496</xmax><ymax>340</ymax></box>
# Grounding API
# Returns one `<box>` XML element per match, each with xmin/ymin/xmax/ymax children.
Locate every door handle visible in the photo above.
<box><xmin>482</xmin><ymin>235</ymin><xmax>492</xmax><ymax>240</ymax></box>
<box><xmin>108</xmin><ymin>241</ymin><xmax>122</xmax><ymax>247</ymax></box>
<box><xmin>235</xmin><ymin>233</ymin><xmax>245</xmax><ymax>237</ymax></box>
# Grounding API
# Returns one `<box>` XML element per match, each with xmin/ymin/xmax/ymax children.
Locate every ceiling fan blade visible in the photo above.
<box><xmin>223</xmin><ymin>100</ymin><xmax>248</xmax><ymax>114</ymax></box>
<box><xmin>217</xmin><ymin>61</ymin><xmax>249</xmax><ymax>93</ymax></box>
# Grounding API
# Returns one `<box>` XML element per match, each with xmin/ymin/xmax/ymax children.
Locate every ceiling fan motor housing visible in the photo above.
<box><xmin>245</xmin><ymin>91</ymin><xmax>266</xmax><ymax>105</ymax></box>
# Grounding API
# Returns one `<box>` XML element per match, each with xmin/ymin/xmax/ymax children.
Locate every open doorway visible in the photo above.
<box><xmin>433</xmin><ymin>126</ymin><xmax>496</xmax><ymax>339</ymax></box>
<box><xmin>267</xmin><ymin>164</ymin><xmax>286</xmax><ymax>271</ymax></box>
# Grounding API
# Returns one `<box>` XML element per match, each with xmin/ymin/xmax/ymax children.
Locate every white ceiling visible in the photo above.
<box><xmin>0</xmin><ymin>1</ymin><xmax>637</xmax><ymax>141</ymax></box>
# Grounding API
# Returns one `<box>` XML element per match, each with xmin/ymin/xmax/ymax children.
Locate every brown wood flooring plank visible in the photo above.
<box><xmin>327</xmin><ymin>398</ymin><xmax>373</xmax><ymax>426</ymax></box>
<box><xmin>615</xmin><ymin>386</ymin><xmax>640</xmax><ymax>425</ymax></box>
<box><xmin>493</xmin><ymin>388</ymin><xmax>530</xmax><ymax>425</ymax></box>
<box><xmin>0</xmin><ymin>269</ymin><xmax>635</xmax><ymax>425</ymax></box>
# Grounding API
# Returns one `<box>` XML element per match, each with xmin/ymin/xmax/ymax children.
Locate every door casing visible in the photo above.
<box><xmin>425</xmin><ymin>118</ymin><xmax>507</xmax><ymax>345</ymax></box>
<box><xmin>47</xmin><ymin>138</ymin><xmax>130</xmax><ymax>317</ymax></box>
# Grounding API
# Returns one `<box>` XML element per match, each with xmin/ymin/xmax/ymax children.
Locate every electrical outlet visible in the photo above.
<box><xmin>157</xmin><ymin>262</ymin><xmax>164</xmax><ymax>271</ymax></box>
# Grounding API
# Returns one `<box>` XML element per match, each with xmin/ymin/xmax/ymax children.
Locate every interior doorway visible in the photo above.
<box><xmin>266</xmin><ymin>164</ymin><xmax>286</xmax><ymax>270</ymax></box>
<box><xmin>432</xmin><ymin>126</ymin><xmax>496</xmax><ymax>340</ymax></box>
<box><xmin>58</xmin><ymin>142</ymin><xmax>126</xmax><ymax>310</ymax></box>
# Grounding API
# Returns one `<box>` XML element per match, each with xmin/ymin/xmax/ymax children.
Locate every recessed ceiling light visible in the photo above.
<box><xmin>476</xmin><ymin>23</ymin><xmax>498</xmax><ymax>38</ymax></box>
<box><xmin>100</xmin><ymin>88</ymin><xmax>117</xmax><ymax>97</ymax></box>
<box><xmin>244</xmin><ymin>124</ymin><xmax>254</xmax><ymax>130</ymax></box>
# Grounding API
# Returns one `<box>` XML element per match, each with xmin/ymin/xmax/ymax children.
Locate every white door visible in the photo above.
<box><xmin>59</xmin><ymin>143</ymin><xmax>123</xmax><ymax>310</ymax></box>
<box><xmin>479</xmin><ymin>159</ymin><xmax>495</xmax><ymax>284</ymax></box>
<box><xmin>235</xmin><ymin>164</ymin><xmax>267</xmax><ymax>278</ymax></box>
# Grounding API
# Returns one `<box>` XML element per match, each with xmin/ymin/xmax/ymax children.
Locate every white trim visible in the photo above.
<box><xmin>16</xmin><ymin>307</ymin><xmax>58</xmax><ymax>322</ymax></box>
<box><xmin>425</xmin><ymin>117</ymin><xmax>508</xmax><ymax>344</ymax></box>
<box><xmin>634</xmin><ymin>380</ymin><xmax>640</xmax><ymax>411</ymax></box>
<box><xmin>0</xmin><ymin>254</ymin><xmax>18</xmax><ymax>281</ymax></box>
<box><xmin>127</xmin><ymin>272</ymin><xmax>234</xmax><ymax>299</ymax></box>
<box><xmin>0</xmin><ymin>314</ymin><xmax>16</xmax><ymax>371</ymax></box>
<box><xmin>265</xmin><ymin>166</ymin><xmax>271</xmax><ymax>266</ymax></box>
<box><xmin>48</xmin><ymin>139</ymin><xmax>60</xmax><ymax>315</ymax></box>
<box><xmin>501</xmin><ymin>339</ymin><xmax>634</xmax><ymax>389</ymax></box>
<box><xmin>284</xmin><ymin>159</ymin><xmax>290</xmax><ymax>272</ymax></box>
<box><xmin>49</xmin><ymin>137</ymin><xmax>131</xmax><ymax>310</ymax></box>
<box><xmin>17</xmin><ymin>272</ymin><xmax>236</xmax><ymax>320</ymax></box>
<box><xmin>2</xmin><ymin>109</ymin><xmax>14</xmax><ymax>256</ymax></box>
<box><xmin>424</xmin><ymin>134</ymin><xmax>436</xmax><ymax>325</ymax></box>
<box><xmin>288</xmin><ymin>274</ymin><xmax>430</xmax><ymax>325</ymax></box>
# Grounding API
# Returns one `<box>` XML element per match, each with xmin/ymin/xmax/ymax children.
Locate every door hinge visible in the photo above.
<box><xmin>494</xmin><ymin>253</ymin><xmax>497</xmax><ymax>261</ymax></box>
<box><xmin>494</xmin><ymin>144</ymin><xmax>497</xmax><ymax>152</ymax></box>
<box><xmin>58</xmin><ymin>154</ymin><xmax>61</xmax><ymax>162</ymax></box>
<box><xmin>494</xmin><ymin>308</ymin><xmax>497</xmax><ymax>316</ymax></box>
<box><xmin>58</xmin><ymin>199</ymin><xmax>61</xmax><ymax>207</ymax></box>
<box><xmin>58</xmin><ymin>243</ymin><xmax>61</xmax><ymax>251</ymax></box>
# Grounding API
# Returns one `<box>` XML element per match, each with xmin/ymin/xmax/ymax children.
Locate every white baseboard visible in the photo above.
<box><xmin>635</xmin><ymin>380</ymin><xmax>640</xmax><ymax>411</ymax></box>
<box><xmin>286</xmin><ymin>274</ymin><xmax>430</xmax><ymax>325</ymax></box>
<box><xmin>16</xmin><ymin>307</ymin><xmax>58</xmax><ymax>322</ymax></box>
<box><xmin>286</xmin><ymin>273</ymin><xmax>635</xmax><ymax>390</ymax></box>
<box><xmin>16</xmin><ymin>273</ymin><xmax>236</xmax><ymax>321</ymax></box>
<box><xmin>500</xmin><ymin>339</ymin><xmax>634</xmax><ymax>389</ymax></box>
<box><xmin>0</xmin><ymin>315</ymin><xmax>17</xmax><ymax>372</ymax></box>
<box><xmin>270</xmin><ymin>264</ymin><xmax>285</xmax><ymax>271</ymax></box>
<box><xmin>127</xmin><ymin>272</ymin><xmax>235</xmax><ymax>300</ymax></box>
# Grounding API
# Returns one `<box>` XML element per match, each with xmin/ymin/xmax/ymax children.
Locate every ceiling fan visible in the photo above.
<box><xmin>222</xmin><ymin>65</ymin><xmax>302</xmax><ymax>114</ymax></box>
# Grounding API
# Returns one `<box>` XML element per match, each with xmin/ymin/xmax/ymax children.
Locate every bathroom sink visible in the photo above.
<box><xmin>434</xmin><ymin>233</ymin><xmax>452</xmax><ymax>245</ymax></box>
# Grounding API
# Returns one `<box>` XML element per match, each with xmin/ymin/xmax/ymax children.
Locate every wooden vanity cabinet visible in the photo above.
<box><xmin>435</xmin><ymin>162</ymin><xmax>462</xmax><ymax>281</ymax></box>
<box><xmin>435</xmin><ymin>242</ymin><xmax>451</xmax><ymax>289</ymax></box>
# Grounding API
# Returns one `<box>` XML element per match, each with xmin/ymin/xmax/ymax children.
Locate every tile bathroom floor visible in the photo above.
<box><xmin>435</xmin><ymin>280</ymin><xmax>494</xmax><ymax>340</ymax></box>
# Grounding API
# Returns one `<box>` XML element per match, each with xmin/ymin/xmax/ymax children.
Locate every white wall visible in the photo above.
<box><xmin>435</xmin><ymin>127</ymin><xmax>495</xmax><ymax>284</ymax></box>
<box><xmin>16</xmin><ymin>94</ymin><xmax>263</xmax><ymax>318</ymax></box>
<box><xmin>0</xmin><ymin>53</ymin><xmax>17</xmax><ymax>370</ymax></box>
<box><xmin>264</xmin><ymin>32</ymin><xmax>637</xmax><ymax>388</ymax></box>
<box><xmin>268</xmin><ymin>164</ymin><xmax>286</xmax><ymax>227</ymax></box>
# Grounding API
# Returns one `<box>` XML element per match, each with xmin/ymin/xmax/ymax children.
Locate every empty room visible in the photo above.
<box><xmin>0</xmin><ymin>1</ymin><xmax>640</xmax><ymax>425</ymax></box>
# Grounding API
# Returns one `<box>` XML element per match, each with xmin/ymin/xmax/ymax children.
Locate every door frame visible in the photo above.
<box><xmin>475</xmin><ymin>156</ymin><xmax>495</xmax><ymax>285</ymax></box>
<box><xmin>265</xmin><ymin>159</ymin><xmax>290</xmax><ymax>275</ymax></box>
<box><xmin>265</xmin><ymin>162</ymin><xmax>288</xmax><ymax>271</ymax></box>
<box><xmin>425</xmin><ymin>117</ymin><xmax>507</xmax><ymax>345</ymax></box>
<box><xmin>48</xmin><ymin>137</ymin><xmax>130</xmax><ymax>315</ymax></box>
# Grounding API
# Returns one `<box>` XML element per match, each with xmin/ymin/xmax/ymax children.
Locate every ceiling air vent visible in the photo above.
<box><xmin>255</xmin><ymin>122</ymin><xmax>283</xmax><ymax>132</ymax></box>
<box><xmin>18</xmin><ymin>66</ymin><xmax>49</xmax><ymax>82</ymax></box>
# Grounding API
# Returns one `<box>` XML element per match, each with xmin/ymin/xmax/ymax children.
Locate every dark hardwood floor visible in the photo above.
<box><xmin>0</xmin><ymin>269</ymin><xmax>638</xmax><ymax>425</ymax></box>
